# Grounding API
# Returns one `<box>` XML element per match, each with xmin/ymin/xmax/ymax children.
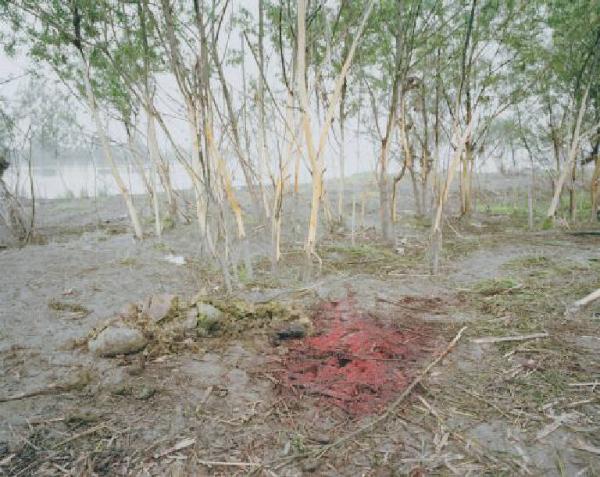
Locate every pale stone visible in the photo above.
<box><xmin>89</xmin><ymin>326</ymin><xmax>147</xmax><ymax>357</ymax></box>
<box><xmin>143</xmin><ymin>294</ymin><xmax>178</xmax><ymax>323</ymax></box>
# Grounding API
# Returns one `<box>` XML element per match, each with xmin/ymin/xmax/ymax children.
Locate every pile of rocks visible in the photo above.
<box><xmin>86</xmin><ymin>293</ymin><xmax>309</xmax><ymax>358</ymax></box>
<box><xmin>87</xmin><ymin>294</ymin><xmax>224</xmax><ymax>357</ymax></box>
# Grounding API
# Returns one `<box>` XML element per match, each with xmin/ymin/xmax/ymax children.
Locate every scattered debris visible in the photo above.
<box><xmin>54</xmin><ymin>423</ymin><xmax>110</xmax><ymax>448</ymax></box>
<box><xmin>535</xmin><ymin>412</ymin><xmax>578</xmax><ymax>441</ymax></box>
<box><xmin>274</xmin><ymin>321</ymin><xmax>307</xmax><ymax>341</ymax></box>
<box><xmin>0</xmin><ymin>453</ymin><xmax>15</xmax><ymax>467</ymax></box>
<box><xmin>302</xmin><ymin>459</ymin><xmax>321</xmax><ymax>472</ymax></box>
<box><xmin>163</xmin><ymin>254</ymin><xmax>185</xmax><ymax>265</ymax></box>
<box><xmin>153</xmin><ymin>438</ymin><xmax>196</xmax><ymax>459</ymax></box>
<box><xmin>574</xmin><ymin>439</ymin><xmax>600</xmax><ymax>456</ymax></box>
<box><xmin>48</xmin><ymin>299</ymin><xmax>90</xmax><ymax>318</ymax></box>
<box><xmin>88</xmin><ymin>326</ymin><xmax>147</xmax><ymax>357</ymax></box>
<box><xmin>0</xmin><ymin>370</ymin><xmax>92</xmax><ymax>403</ymax></box>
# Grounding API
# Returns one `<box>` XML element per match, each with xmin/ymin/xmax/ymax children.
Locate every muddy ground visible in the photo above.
<box><xmin>1</xmin><ymin>174</ymin><xmax>599</xmax><ymax>476</ymax></box>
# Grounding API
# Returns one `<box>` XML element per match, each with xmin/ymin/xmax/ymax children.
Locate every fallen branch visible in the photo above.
<box><xmin>154</xmin><ymin>438</ymin><xmax>196</xmax><ymax>459</ymax></box>
<box><xmin>535</xmin><ymin>413</ymin><xmax>576</xmax><ymax>441</ymax></box>
<box><xmin>566</xmin><ymin>288</ymin><xmax>600</xmax><ymax>316</ymax></box>
<box><xmin>471</xmin><ymin>332</ymin><xmax>548</xmax><ymax>344</ymax></box>
<box><xmin>314</xmin><ymin>326</ymin><xmax>467</xmax><ymax>458</ymax></box>
<box><xmin>568</xmin><ymin>382</ymin><xmax>600</xmax><ymax>388</ymax></box>
<box><xmin>574</xmin><ymin>439</ymin><xmax>600</xmax><ymax>456</ymax></box>
<box><xmin>54</xmin><ymin>423</ymin><xmax>109</xmax><ymax>448</ymax></box>
<box><xmin>196</xmin><ymin>460</ymin><xmax>261</xmax><ymax>467</ymax></box>
<box><xmin>0</xmin><ymin>379</ymin><xmax>89</xmax><ymax>403</ymax></box>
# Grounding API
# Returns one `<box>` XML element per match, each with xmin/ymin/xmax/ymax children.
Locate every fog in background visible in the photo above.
<box><xmin>0</xmin><ymin>1</ymin><xmax>506</xmax><ymax>200</ymax></box>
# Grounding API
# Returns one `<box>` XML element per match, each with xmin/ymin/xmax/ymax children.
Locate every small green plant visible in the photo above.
<box><xmin>153</xmin><ymin>242</ymin><xmax>172</xmax><ymax>253</ymax></box>
<box><xmin>541</xmin><ymin>217</ymin><xmax>554</xmax><ymax>230</ymax></box>
<box><xmin>162</xmin><ymin>215</ymin><xmax>175</xmax><ymax>231</ymax></box>
<box><xmin>472</xmin><ymin>277</ymin><xmax>519</xmax><ymax>296</ymax></box>
<box><xmin>237</xmin><ymin>265</ymin><xmax>250</xmax><ymax>284</ymax></box>
<box><xmin>503</xmin><ymin>255</ymin><xmax>552</xmax><ymax>270</ymax></box>
<box><xmin>291</xmin><ymin>434</ymin><xmax>306</xmax><ymax>454</ymax></box>
<box><xmin>119</xmin><ymin>257</ymin><xmax>137</xmax><ymax>267</ymax></box>
<box><xmin>48</xmin><ymin>299</ymin><xmax>90</xmax><ymax>316</ymax></box>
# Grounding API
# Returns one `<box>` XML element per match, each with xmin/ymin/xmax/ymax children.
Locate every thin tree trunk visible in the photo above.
<box><xmin>395</xmin><ymin>92</ymin><xmax>413</xmax><ymax>221</ymax></box>
<box><xmin>591</xmin><ymin>155</ymin><xmax>600</xmax><ymax>220</ymax></box>
<box><xmin>0</xmin><ymin>178</ymin><xmax>29</xmax><ymax>242</ymax></box>
<box><xmin>569</xmin><ymin>161</ymin><xmax>577</xmax><ymax>219</ymax></box>
<box><xmin>460</xmin><ymin>141</ymin><xmax>474</xmax><ymax>216</ymax></box>
<box><xmin>257</xmin><ymin>0</ymin><xmax>271</xmax><ymax>218</ymax></box>
<box><xmin>430</xmin><ymin>120</ymin><xmax>474</xmax><ymax>274</ymax></box>
<box><xmin>24</xmin><ymin>137</ymin><xmax>35</xmax><ymax>244</ymax></box>
<box><xmin>126</xmin><ymin>128</ymin><xmax>162</xmax><ymax>236</ymax></box>
<box><xmin>296</xmin><ymin>0</ymin><xmax>374</xmax><ymax>258</ymax></box>
<box><xmin>419</xmin><ymin>79</ymin><xmax>430</xmax><ymax>215</ymax></box>
<box><xmin>351</xmin><ymin>192</ymin><xmax>356</xmax><ymax>245</ymax></box>
<box><xmin>378</xmin><ymin>0</ymin><xmax>404</xmax><ymax>241</ymax></box>
<box><xmin>293</xmin><ymin>150</ymin><xmax>301</xmax><ymax>195</ymax></box>
<box><xmin>186</xmin><ymin>107</ymin><xmax>211</xmax><ymax>254</ymax></box>
<box><xmin>126</xmin><ymin>130</ymin><xmax>153</xmax><ymax>202</ymax></box>
<box><xmin>82</xmin><ymin>62</ymin><xmax>144</xmax><ymax>240</ymax></box>
<box><xmin>410</xmin><ymin>167</ymin><xmax>421</xmax><ymax>216</ymax></box>
<box><xmin>379</xmin><ymin>141</ymin><xmax>392</xmax><ymax>240</ymax></box>
<box><xmin>138</xmin><ymin>0</ymin><xmax>176</xmax><ymax>224</ymax></box>
<box><xmin>547</xmin><ymin>84</ymin><xmax>590</xmax><ymax>218</ymax></box>
<box><xmin>148</xmin><ymin>106</ymin><xmax>177</xmax><ymax>223</ymax></box>
<box><xmin>361</xmin><ymin>191</ymin><xmax>366</xmax><ymax>228</ymax></box>
<box><xmin>528</xmin><ymin>179</ymin><xmax>534</xmax><ymax>230</ymax></box>
<box><xmin>144</xmin><ymin>112</ymin><xmax>163</xmax><ymax>238</ymax></box>
<box><xmin>271</xmin><ymin>89</ymin><xmax>296</xmax><ymax>269</ymax></box>
<box><xmin>338</xmin><ymin>79</ymin><xmax>347</xmax><ymax>223</ymax></box>
<box><xmin>205</xmin><ymin>119</ymin><xmax>253</xmax><ymax>279</ymax></box>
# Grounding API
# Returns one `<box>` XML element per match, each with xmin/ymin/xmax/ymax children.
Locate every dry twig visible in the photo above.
<box><xmin>566</xmin><ymin>288</ymin><xmax>600</xmax><ymax>316</ymax></box>
<box><xmin>471</xmin><ymin>332</ymin><xmax>548</xmax><ymax>344</ymax></box>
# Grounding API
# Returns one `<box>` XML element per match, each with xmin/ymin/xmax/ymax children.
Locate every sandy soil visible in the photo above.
<box><xmin>1</xmin><ymin>175</ymin><xmax>599</xmax><ymax>476</ymax></box>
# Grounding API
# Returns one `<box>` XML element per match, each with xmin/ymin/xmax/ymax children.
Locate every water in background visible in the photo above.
<box><xmin>5</xmin><ymin>146</ymin><xmax>508</xmax><ymax>201</ymax></box>
<box><xmin>6</xmin><ymin>161</ymin><xmax>193</xmax><ymax>200</ymax></box>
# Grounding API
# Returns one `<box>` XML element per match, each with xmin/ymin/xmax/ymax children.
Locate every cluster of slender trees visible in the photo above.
<box><xmin>1</xmin><ymin>0</ymin><xmax>599</xmax><ymax>280</ymax></box>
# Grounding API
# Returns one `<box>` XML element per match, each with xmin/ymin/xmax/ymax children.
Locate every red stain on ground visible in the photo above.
<box><xmin>279</xmin><ymin>298</ymin><xmax>434</xmax><ymax>417</ymax></box>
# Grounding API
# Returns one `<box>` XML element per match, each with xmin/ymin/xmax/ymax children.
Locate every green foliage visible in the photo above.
<box><xmin>473</xmin><ymin>277</ymin><xmax>520</xmax><ymax>296</ymax></box>
<box><xmin>2</xmin><ymin>0</ymin><xmax>166</xmax><ymax>127</ymax></box>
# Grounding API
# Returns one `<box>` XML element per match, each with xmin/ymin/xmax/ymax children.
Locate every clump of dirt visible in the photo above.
<box><xmin>279</xmin><ymin>298</ymin><xmax>435</xmax><ymax>417</ymax></box>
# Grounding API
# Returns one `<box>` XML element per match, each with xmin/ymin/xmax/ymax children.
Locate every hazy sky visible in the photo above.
<box><xmin>0</xmin><ymin>0</ymin><xmax>376</xmax><ymax>195</ymax></box>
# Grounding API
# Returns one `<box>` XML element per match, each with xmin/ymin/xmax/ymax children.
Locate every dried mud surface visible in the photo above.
<box><xmin>1</xmin><ymin>178</ymin><xmax>600</xmax><ymax>476</ymax></box>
